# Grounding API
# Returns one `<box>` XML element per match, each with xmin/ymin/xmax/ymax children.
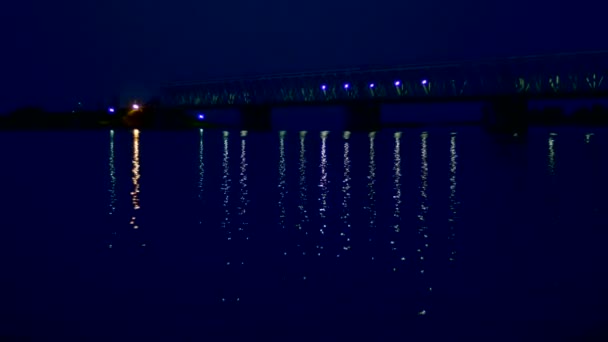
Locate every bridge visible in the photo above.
<box><xmin>161</xmin><ymin>51</ymin><xmax>608</xmax><ymax>130</ymax></box>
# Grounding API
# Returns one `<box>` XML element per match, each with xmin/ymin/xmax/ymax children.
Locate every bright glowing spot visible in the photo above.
<box><xmin>344</xmin><ymin>83</ymin><xmax>350</xmax><ymax>89</ymax></box>
<box><xmin>369</xmin><ymin>83</ymin><xmax>375</xmax><ymax>88</ymax></box>
<box><xmin>132</xmin><ymin>104</ymin><xmax>140</xmax><ymax>110</ymax></box>
<box><xmin>108</xmin><ymin>107</ymin><xmax>115</xmax><ymax>113</ymax></box>
<box><xmin>394</xmin><ymin>81</ymin><xmax>401</xmax><ymax>86</ymax></box>
<box><xmin>421</xmin><ymin>80</ymin><xmax>428</xmax><ymax>85</ymax></box>
<box><xmin>198</xmin><ymin>113</ymin><xmax>205</xmax><ymax>120</ymax></box>
<box><xmin>321</xmin><ymin>84</ymin><xmax>327</xmax><ymax>90</ymax></box>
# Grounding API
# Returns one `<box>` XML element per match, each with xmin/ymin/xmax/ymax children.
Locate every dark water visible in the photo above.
<box><xmin>1</xmin><ymin>127</ymin><xmax>608</xmax><ymax>341</ymax></box>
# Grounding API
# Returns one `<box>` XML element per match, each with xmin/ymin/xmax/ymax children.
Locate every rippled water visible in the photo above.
<box><xmin>1</xmin><ymin>127</ymin><xmax>608</xmax><ymax>341</ymax></box>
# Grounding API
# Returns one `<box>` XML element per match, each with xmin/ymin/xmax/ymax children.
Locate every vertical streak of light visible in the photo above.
<box><xmin>109</xmin><ymin>130</ymin><xmax>116</xmax><ymax>215</ymax></box>
<box><xmin>222</xmin><ymin>131</ymin><xmax>231</xmax><ymax>238</ymax></box>
<box><xmin>548</xmin><ymin>133</ymin><xmax>556</xmax><ymax>176</ymax></box>
<box><xmin>239</xmin><ymin>131</ymin><xmax>249</xmax><ymax>238</ymax></box>
<box><xmin>318</xmin><ymin>131</ymin><xmax>329</xmax><ymax>256</ymax></box>
<box><xmin>198</xmin><ymin>129</ymin><xmax>204</xmax><ymax>200</ymax></box>
<box><xmin>366</xmin><ymin>132</ymin><xmax>377</xmax><ymax>259</ymax></box>
<box><xmin>417</xmin><ymin>131</ymin><xmax>430</xmax><ymax>314</ymax></box>
<box><xmin>585</xmin><ymin>133</ymin><xmax>594</xmax><ymax>144</ymax></box>
<box><xmin>448</xmin><ymin>133</ymin><xmax>458</xmax><ymax>262</ymax></box>
<box><xmin>298</xmin><ymin>131</ymin><xmax>309</xmax><ymax>269</ymax></box>
<box><xmin>391</xmin><ymin>132</ymin><xmax>402</xmax><ymax>268</ymax></box>
<box><xmin>130</xmin><ymin>129</ymin><xmax>141</xmax><ymax>230</ymax></box>
<box><xmin>340</xmin><ymin>131</ymin><xmax>352</xmax><ymax>255</ymax></box>
<box><xmin>298</xmin><ymin>131</ymin><xmax>309</xmax><ymax>228</ymax></box>
<box><xmin>278</xmin><ymin>131</ymin><xmax>287</xmax><ymax>230</ymax></box>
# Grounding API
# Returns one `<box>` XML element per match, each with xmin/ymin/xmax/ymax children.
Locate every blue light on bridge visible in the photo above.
<box><xmin>108</xmin><ymin>107</ymin><xmax>115</xmax><ymax>114</ymax></box>
<box><xmin>198</xmin><ymin>113</ymin><xmax>205</xmax><ymax>120</ymax></box>
<box><xmin>344</xmin><ymin>83</ymin><xmax>350</xmax><ymax>90</ymax></box>
<box><xmin>421</xmin><ymin>79</ymin><xmax>428</xmax><ymax>85</ymax></box>
<box><xmin>394</xmin><ymin>81</ymin><xmax>401</xmax><ymax>86</ymax></box>
<box><xmin>369</xmin><ymin>83</ymin><xmax>375</xmax><ymax>88</ymax></box>
<box><xmin>321</xmin><ymin>84</ymin><xmax>327</xmax><ymax>91</ymax></box>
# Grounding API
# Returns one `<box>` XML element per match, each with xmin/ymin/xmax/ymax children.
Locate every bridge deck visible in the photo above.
<box><xmin>162</xmin><ymin>51</ymin><xmax>608</xmax><ymax>108</ymax></box>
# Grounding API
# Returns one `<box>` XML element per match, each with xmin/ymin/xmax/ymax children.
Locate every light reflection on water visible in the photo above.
<box><xmin>339</xmin><ymin>131</ymin><xmax>352</xmax><ymax>256</ymax></box>
<box><xmin>198</xmin><ymin>129</ymin><xmax>204</xmax><ymax>200</ymax></box>
<box><xmin>87</xmin><ymin>128</ymin><xmax>608</xmax><ymax>336</ymax></box>
<box><xmin>238</xmin><ymin>131</ymin><xmax>249</xmax><ymax>238</ymax></box>
<box><xmin>548</xmin><ymin>133</ymin><xmax>557</xmax><ymax>175</ymax></box>
<box><xmin>317</xmin><ymin>131</ymin><xmax>329</xmax><ymax>256</ymax></box>
<box><xmin>221</xmin><ymin>131</ymin><xmax>231</xmax><ymax>236</ymax></box>
<box><xmin>108</xmin><ymin>130</ymin><xmax>116</xmax><ymax>215</ymax></box>
<box><xmin>130</xmin><ymin>129</ymin><xmax>141</xmax><ymax>232</ymax></box>
<box><xmin>448</xmin><ymin>132</ymin><xmax>459</xmax><ymax>263</ymax></box>
<box><xmin>390</xmin><ymin>132</ymin><xmax>402</xmax><ymax>270</ymax></box>
<box><xmin>278</xmin><ymin>131</ymin><xmax>287</xmax><ymax>231</ymax></box>
<box><xmin>366</xmin><ymin>131</ymin><xmax>377</xmax><ymax>260</ymax></box>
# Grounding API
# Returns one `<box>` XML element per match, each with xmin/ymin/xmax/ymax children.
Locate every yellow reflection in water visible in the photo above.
<box><xmin>130</xmin><ymin>129</ymin><xmax>141</xmax><ymax>229</ymax></box>
<box><xmin>221</xmin><ymin>131</ymin><xmax>231</xmax><ymax>235</ymax></box>
<box><xmin>340</xmin><ymin>131</ymin><xmax>352</xmax><ymax>253</ymax></box>
<box><xmin>109</xmin><ymin>130</ymin><xmax>117</xmax><ymax>215</ymax></box>
<box><xmin>278</xmin><ymin>131</ymin><xmax>287</xmax><ymax>229</ymax></box>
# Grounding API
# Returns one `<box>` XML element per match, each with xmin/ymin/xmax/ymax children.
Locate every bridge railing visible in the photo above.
<box><xmin>162</xmin><ymin>51</ymin><xmax>608</xmax><ymax>107</ymax></box>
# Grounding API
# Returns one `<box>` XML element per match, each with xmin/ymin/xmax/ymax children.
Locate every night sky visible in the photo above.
<box><xmin>0</xmin><ymin>0</ymin><xmax>603</xmax><ymax>113</ymax></box>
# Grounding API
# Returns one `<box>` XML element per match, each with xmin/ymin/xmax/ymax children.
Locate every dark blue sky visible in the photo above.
<box><xmin>0</xmin><ymin>0</ymin><xmax>603</xmax><ymax>113</ymax></box>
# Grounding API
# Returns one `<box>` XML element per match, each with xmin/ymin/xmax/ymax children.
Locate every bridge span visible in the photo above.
<box><xmin>161</xmin><ymin>51</ymin><xmax>608</xmax><ymax>130</ymax></box>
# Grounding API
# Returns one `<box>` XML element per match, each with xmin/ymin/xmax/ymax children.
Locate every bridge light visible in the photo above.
<box><xmin>132</xmin><ymin>104</ymin><xmax>140</xmax><ymax>110</ymax></box>
<box><xmin>198</xmin><ymin>113</ymin><xmax>205</xmax><ymax>120</ymax></box>
<box><xmin>321</xmin><ymin>84</ymin><xmax>327</xmax><ymax>91</ymax></box>
<box><xmin>394</xmin><ymin>81</ymin><xmax>401</xmax><ymax>86</ymax></box>
<box><xmin>421</xmin><ymin>79</ymin><xmax>428</xmax><ymax>85</ymax></box>
<box><xmin>344</xmin><ymin>83</ymin><xmax>350</xmax><ymax>89</ymax></box>
<box><xmin>369</xmin><ymin>83</ymin><xmax>375</xmax><ymax>88</ymax></box>
<box><xmin>108</xmin><ymin>107</ymin><xmax>115</xmax><ymax>114</ymax></box>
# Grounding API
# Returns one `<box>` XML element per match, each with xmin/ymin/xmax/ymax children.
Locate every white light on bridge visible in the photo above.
<box><xmin>344</xmin><ymin>83</ymin><xmax>350</xmax><ymax>89</ymax></box>
<box><xmin>421</xmin><ymin>79</ymin><xmax>428</xmax><ymax>85</ymax></box>
<box><xmin>394</xmin><ymin>81</ymin><xmax>401</xmax><ymax>86</ymax></box>
<box><xmin>108</xmin><ymin>107</ymin><xmax>115</xmax><ymax>113</ymax></box>
<box><xmin>369</xmin><ymin>83</ymin><xmax>375</xmax><ymax>88</ymax></box>
<box><xmin>321</xmin><ymin>84</ymin><xmax>327</xmax><ymax>91</ymax></box>
<box><xmin>198</xmin><ymin>113</ymin><xmax>205</xmax><ymax>120</ymax></box>
<box><xmin>132</xmin><ymin>104</ymin><xmax>140</xmax><ymax>110</ymax></box>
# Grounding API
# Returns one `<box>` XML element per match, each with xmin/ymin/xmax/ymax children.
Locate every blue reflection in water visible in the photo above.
<box><xmin>317</xmin><ymin>131</ymin><xmax>329</xmax><ymax>256</ymax></box>
<box><xmin>339</xmin><ymin>131</ymin><xmax>352</xmax><ymax>257</ymax></box>
<box><xmin>198</xmin><ymin>129</ymin><xmax>204</xmax><ymax>200</ymax></box>
<box><xmin>221</xmin><ymin>131</ymin><xmax>231</xmax><ymax>236</ymax></box>
<box><xmin>108</xmin><ymin>130</ymin><xmax>117</xmax><ymax>216</ymax></box>
<box><xmin>278</xmin><ymin>131</ymin><xmax>287</xmax><ymax>232</ymax></box>
<box><xmin>390</xmin><ymin>132</ymin><xmax>403</xmax><ymax>270</ymax></box>
<box><xmin>238</xmin><ymin>131</ymin><xmax>249</xmax><ymax>239</ymax></box>
<box><xmin>366</xmin><ymin>131</ymin><xmax>377</xmax><ymax>260</ymax></box>
<box><xmin>297</xmin><ymin>131</ymin><xmax>310</xmax><ymax>259</ymax></box>
<box><xmin>417</xmin><ymin>131</ymin><xmax>430</xmax><ymax>314</ymax></box>
<box><xmin>448</xmin><ymin>133</ymin><xmax>459</xmax><ymax>263</ymax></box>
<box><xmin>548</xmin><ymin>133</ymin><xmax>557</xmax><ymax>176</ymax></box>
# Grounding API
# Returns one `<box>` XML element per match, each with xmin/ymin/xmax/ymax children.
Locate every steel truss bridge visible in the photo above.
<box><xmin>162</xmin><ymin>51</ymin><xmax>608</xmax><ymax>108</ymax></box>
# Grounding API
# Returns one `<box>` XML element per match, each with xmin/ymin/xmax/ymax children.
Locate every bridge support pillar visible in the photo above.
<box><xmin>240</xmin><ymin>105</ymin><xmax>272</xmax><ymax>130</ymax></box>
<box><xmin>482</xmin><ymin>96</ymin><xmax>528</xmax><ymax>134</ymax></box>
<box><xmin>346</xmin><ymin>102</ymin><xmax>381</xmax><ymax>131</ymax></box>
